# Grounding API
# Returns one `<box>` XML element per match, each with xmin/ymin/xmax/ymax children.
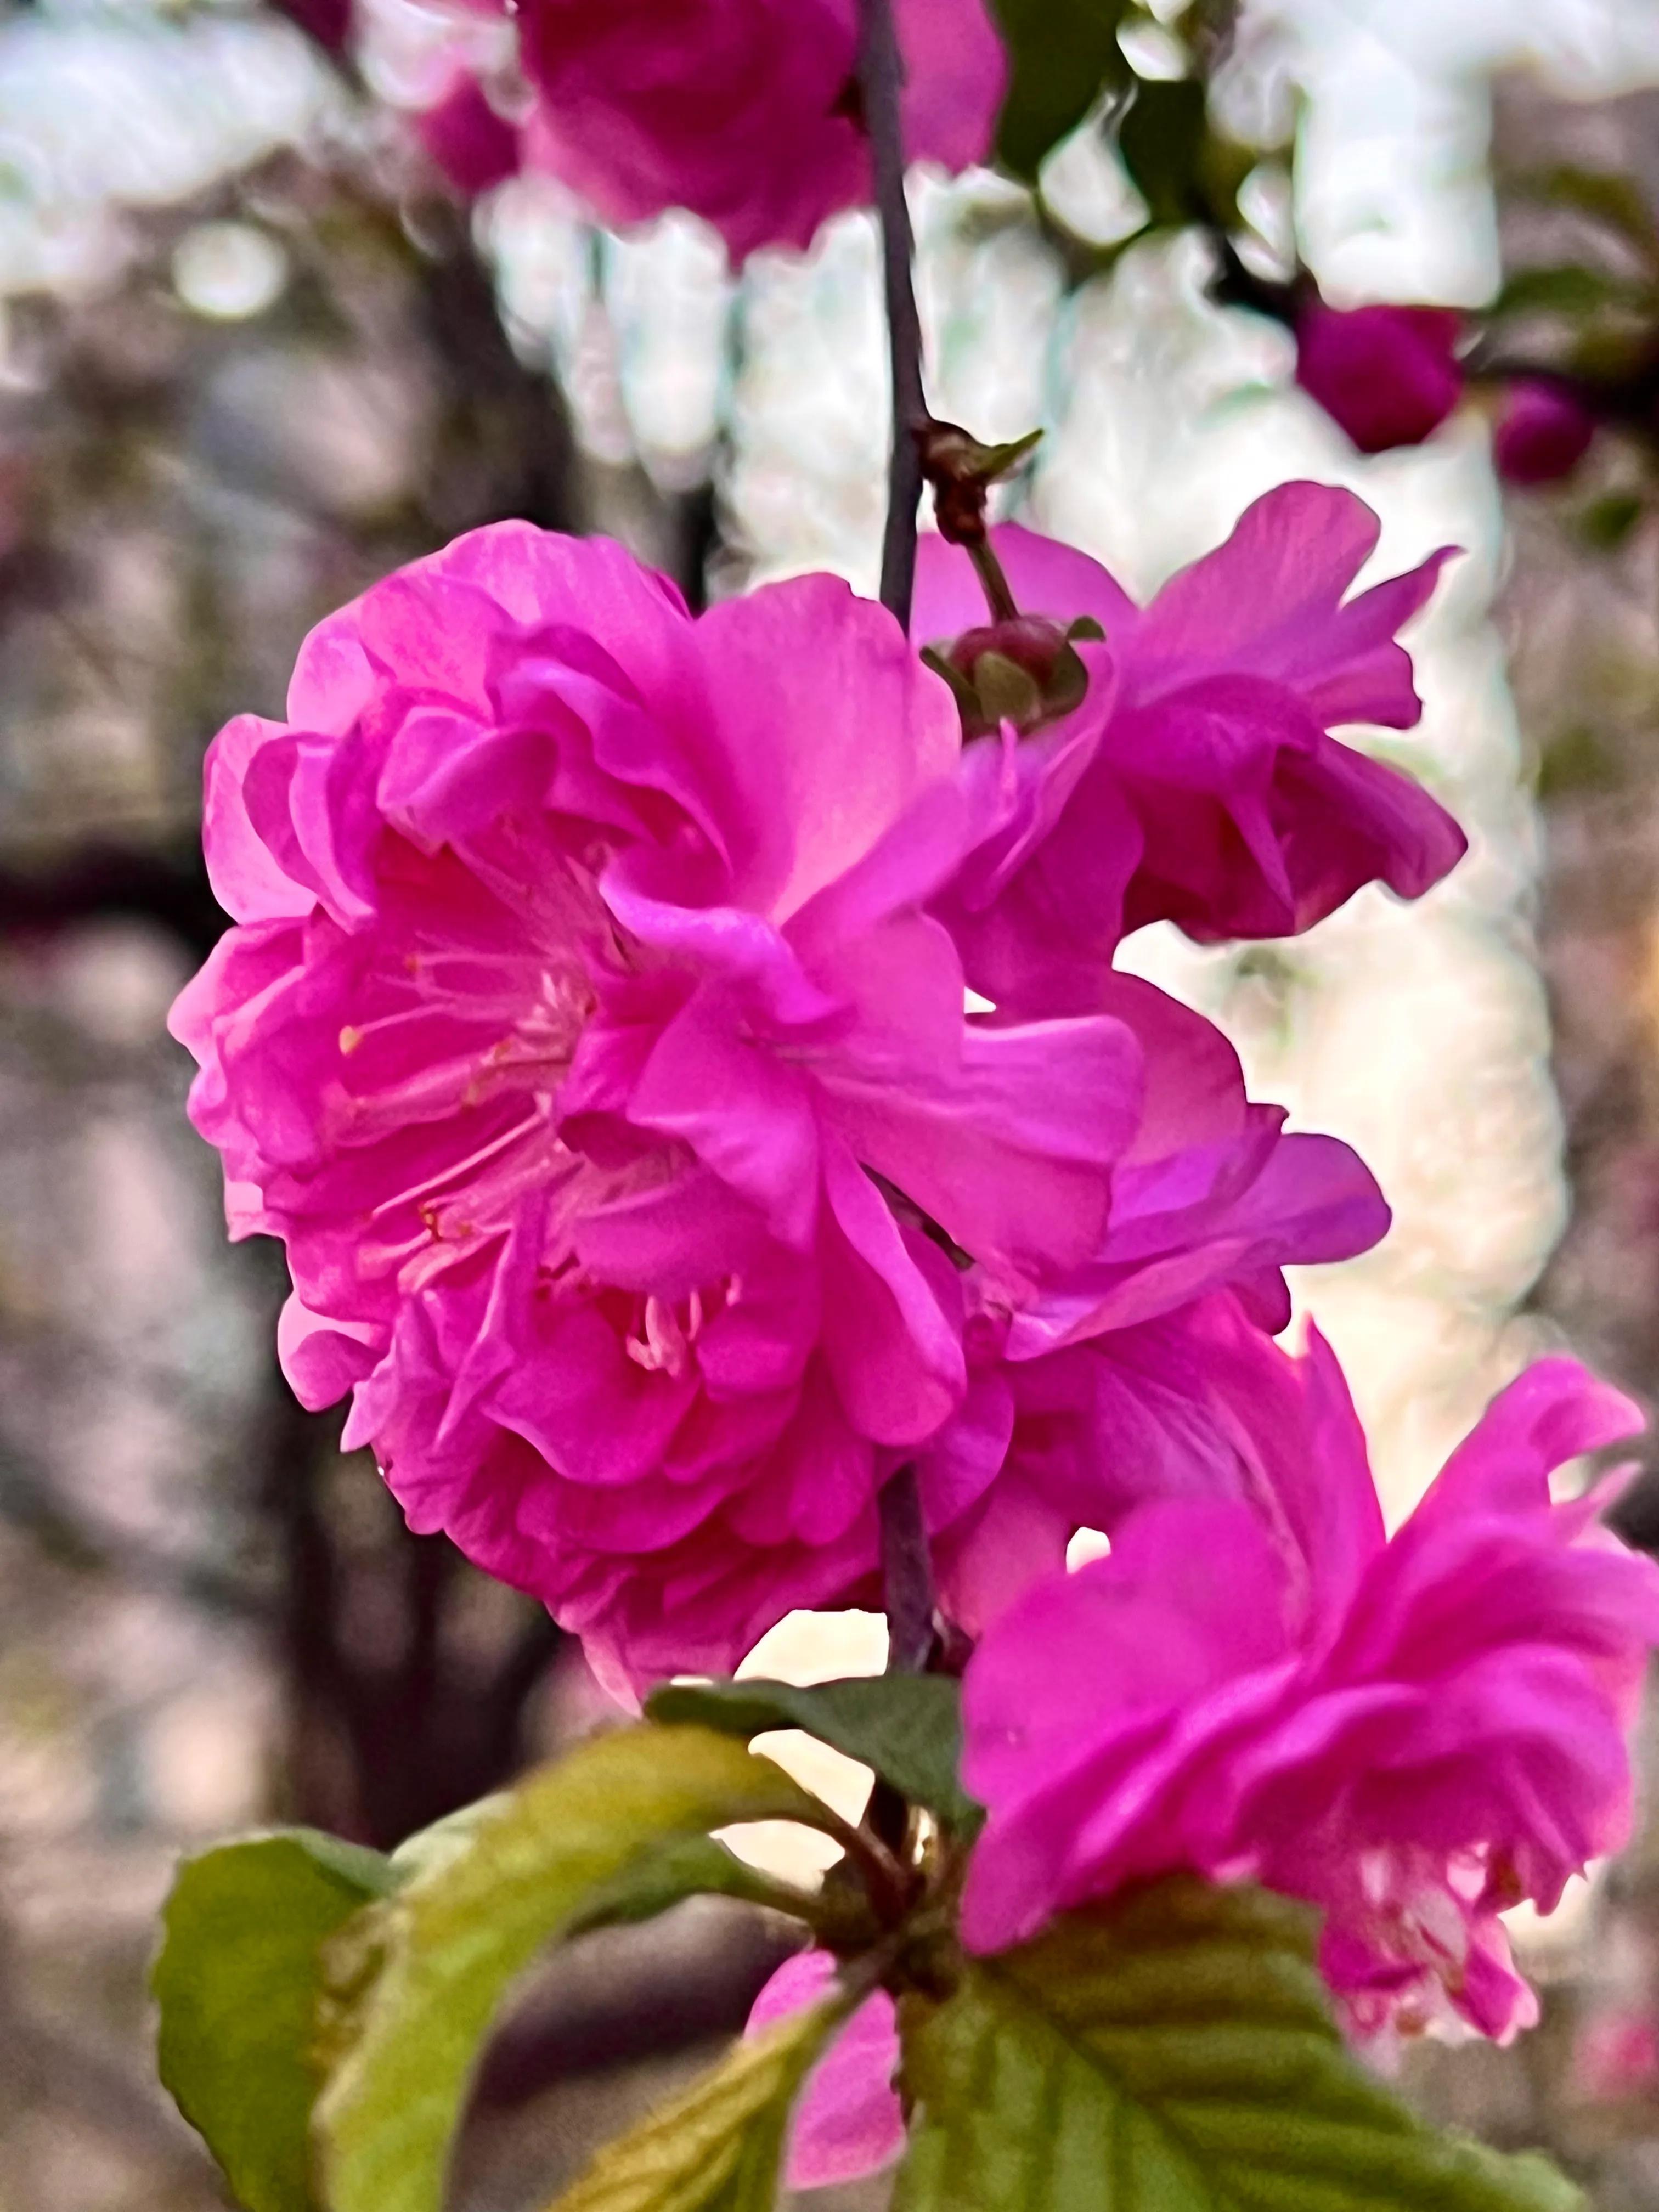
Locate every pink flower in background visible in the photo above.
<box><xmin>922</xmin><ymin>981</ymin><xmax>1391</xmax><ymax>1626</ymax></box>
<box><xmin>913</xmin><ymin>483</ymin><xmax>1465</xmax><ymax>1011</ymax></box>
<box><xmin>1295</xmin><ymin>302</ymin><xmax>1465</xmax><ymax>455</ymax></box>
<box><xmin>744</xmin><ymin>1951</ymin><xmax>904</xmax><ymax>2188</ymax></box>
<box><xmin>271</xmin><ymin>0</ymin><xmax>351</xmax><ymax>52</ymax></box>
<box><xmin>514</xmin><ymin>0</ymin><xmax>1006</xmax><ymax>261</ymax></box>
<box><xmin>961</xmin><ymin>1342</ymin><xmax>1659</xmax><ymax>2045</ymax></box>
<box><xmin>170</xmin><ymin>523</ymin><xmax>1142</xmax><ymax>1693</ymax></box>
<box><xmin>1573</xmin><ymin>2007</ymin><xmax>1659</xmax><ymax>2102</ymax></box>
<box><xmin>1494</xmin><ymin>379</ymin><xmax>1597</xmax><ymax>487</ymax></box>
<box><xmin>416</xmin><ymin>71</ymin><xmax>521</xmax><ymax>198</ymax></box>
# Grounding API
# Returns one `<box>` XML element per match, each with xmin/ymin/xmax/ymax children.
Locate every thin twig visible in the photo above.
<box><xmin>879</xmin><ymin>1463</ymin><xmax>936</xmax><ymax>1675</ymax></box>
<box><xmin>857</xmin><ymin>0</ymin><xmax>929</xmax><ymax>626</ymax></box>
<box><xmin>856</xmin><ymin>0</ymin><xmax>943</xmax><ymax>1695</ymax></box>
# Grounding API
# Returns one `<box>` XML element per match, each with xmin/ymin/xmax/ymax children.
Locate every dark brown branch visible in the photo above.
<box><xmin>0</xmin><ymin>844</ymin><xmax>224</xmax><ymax>959</ymax></box>
<box><xmin>857</xmin><ymin>0</ymin><xmax>929</xmax><ymax>626</ymax></box>
<box><xmin>879</xmin><ymin>1463</ymin><xmax>936</xmax><ymax>1675</ymax></box>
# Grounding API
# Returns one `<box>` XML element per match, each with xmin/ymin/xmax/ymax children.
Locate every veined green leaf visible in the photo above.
<box><xmin>153</xmin><ymin>1829</ymin><xmax>397</xmax><ymax>2212</ymax></box>
<box><xmin>315</xmin><ymin>1723</ymin><xmax>844</xmax><ymax>2212</ymax></box>
<box><xmin>646</xmin><ymin>1674</ymin><xmax>978</xmax><ymax>1833</ymax></box>
<box><xmin>893</xmin><ymin>1877</ymin><xmax>1583</xmax><ymax>2212</ymax></box>
<box><xmin>545</xmin><ymin>1996</ymin><xmax>845</xmax><ymax>2212</ymax></box>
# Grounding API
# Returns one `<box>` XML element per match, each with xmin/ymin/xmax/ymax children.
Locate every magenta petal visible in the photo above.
<box><xmin>921</xmin><ymin>491</ymin><xmax>1463</xmax><ymax>999</ymax></box>
<box><xmin>744</xmin><ymin>1951</ymin><xmax>905</xmax><ymax>2190</ymax></box>
<box><xmin>959</xmin><ymin>1330</ymin><xmax>1659</xmax><ymax>2044</ymax></box>
<box><xmin>517</xmin><ymin>0</ymin><xmax>1001</xmax><ymax>264</ymax></box>
<box><xmin>1295</xmin><ymin>304</ymin><xmax>1465</xmax><ymax>455</ymax></box>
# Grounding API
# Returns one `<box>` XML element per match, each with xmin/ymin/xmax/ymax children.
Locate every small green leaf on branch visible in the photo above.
<box><xmin>646</xmin><ymin>1673</ymin><xmax>979</xmax><ymax>1835</ymax></box>
<box><xmin>153</xmin><ymin>1830</ymin><xmax>397</xmax><ymax>2212</ymax></box>
<box><xmin>892</xmin><ymin>1875</ymin><xmax>1584</xmax><ymax>2212</ymax></box>
<box><xmin>544</xmin><ymin>1995</ymin><xmax>847</xmax><ymax>2212</ymax></box>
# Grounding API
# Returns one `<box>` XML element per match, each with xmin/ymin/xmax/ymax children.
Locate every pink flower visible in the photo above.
<box><xmin>1573</xmin><ymin>2007</ymin><xmax>1659</xmax><ymax>2102</ymax></box>
<box><xmin>514</xmin><ymin>0</ymin><xmax>1006</xmax><ymax>262</ymax></box>
<box><xmin>416</xmin><ymin>71</ymin><xmax>521</xmax><ymax>199</ymax></box>
<box><xmin>1493</xmin><ymin>379</ymin><xmax>1596</xmax><ymax>488</ymax></box>
<box><xmin>1295</xmin><ymin>302</ymin><xmax>1465</xmax><ymax>455</ymax></box>
<box><xmin>913</xmin><ymin>484</ymin><xmax>1465</xmax><ymax>1009</ymax></box>
<box><xmin>961</xmin><ymin>1340</ymin><xmax>1659</xmax><ymax>2045</ymax></box>
<box><xmin>744</xmin><ymin>1950</ymin><xmax>904</xmax><ymax>2188</ymax></box>
<box><xmin>169</xmin><ymin>523</ymin><xmax>1141</xmax><ymax>1695</ymax></box>
<box><xmin>272</xmin><ymin>0</ymin><xmax>350</xmax><ymax>52</ymax></box>
<box><xmin>923</xmin><ymin>982</ymin><xmax>1390</xmax><ymax>1627</ymax></box>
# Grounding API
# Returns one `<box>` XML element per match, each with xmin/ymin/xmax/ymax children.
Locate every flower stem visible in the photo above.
<box><xmin>856</xmin><ymin>0</ymin><xmax>941</xmax><ymax>1705</ymax></box>
<box><xmin>857</xmin><ymin>0</ymin><xmax>929</xmax><ymax>628</ymax></box>
<box><xmin>871</xmin><ymin>1463</ymin><xmax>936</xmax><ymax>1850</ymax></box>
<box><xmin>880</xmin><ymin>1463</ymin><xmax>936</xmax><ymax>1675</ymax></box>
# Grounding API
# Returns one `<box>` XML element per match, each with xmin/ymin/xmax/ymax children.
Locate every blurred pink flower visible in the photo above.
<box><xmin>271</xmin><ymin>0</ymin><xmax>351</xmax><ymax>52</ymax></box>
<box><xmin>1573</xmin><ymin>2007</ymin><xmax>1659</xmax><ymax>2102</ymax></box>
<box><xmin>744</xmin><ymin>1950</ymin><xmax>903</xmax><ymax>2188</ymax></box>
<box><xmin>1295</xmin><ymin>302</ymin><xmax>1465</xmax><ymax>455</ymax></box>
<box><xmin>416</xmin><ymin>71</ymin><xmax>521</xmax><ymax>198</ymax></box>
<box><xmin>960</xmin><ymin>1341</ymin><xmax>1659</xmax><ymax>2045</ymax></box>
<box><xmin>924</xmin><ymin>982</ymin><xmax>1391</xmax><ymax>1627</ymax></box>
<box><xmin>913</xmin><ymin>484</ymin><xmax>1465</xmax><ymax>1010</ymax></box>
<box><xmin>1493</xmin><ymin>379</ymin><xmax>1596</xmax><ymax>488</ymax></box>
<box><xmin>514</xmin><ymin>0</ymin><xmax>1005</xmax><ymax>261</ymax></box>
<box><xmin>170</xmin><ymin>523</ymin><xmax>1142</xmax><ymax>1694</ymax></box>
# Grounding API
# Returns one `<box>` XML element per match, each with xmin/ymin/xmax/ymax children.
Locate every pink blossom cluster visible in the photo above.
<box><xmin>757</xmin><ymin>1349</ymin><xmax>1659</xmax><ymax>2186</ymax></box>
<box><xmin>389</xmin><ymin>0</ymin><xmax>1003</xmax><ymax>261</ymax></box>
<box><xmin>1293</xmin><ymin>300</ymin><xmax>1602</xmax><ymax>489</ymax></box>
<box><xmin>172</xmin><ymin>472</ymin><xmax>1659</xmax><ymax>2084</ymax></box>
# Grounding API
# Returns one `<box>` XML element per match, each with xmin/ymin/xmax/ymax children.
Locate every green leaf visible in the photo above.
<box><xmin>1115</xmin><ymin>79</ymin><xmax>1211</xmax><ymax>230</ymax></box>
<box><xmin>153</xmin><ymin>1830</ymin><xmax>398</xmax><ymax>2212</ymax></box>
<box><xmin>545</xmin><ymin>1996</ymin><xmax>845</xmax><ymax>2212</ymax></box>
<box><xmin>646</xmin><ymin>1674</ymin><xmax>978</xmax><ymax>1833</ymax></box>
<box><xmin>316</xmin><ymin>1723</ymin><xmax>847</xmax><ymax>2212</ymax></box>
<box><xmin>893</xmin><ymin>1877</ymin><xmax>1583</xmax><ymax>2212</ymax></box>
<box><xmin>1492</xmin><ymin>262</ymin><xmax>1650</xmax><ymax>319</ymax></box>
<box><xmin>992</xmin><ymin>0</ymin><xmax>1132</xmax><ymax>182</ymax></box>
<box><xmin>563</xmin><ymin>1833</ymin><xmax>826</xmax><ymax>1938</ymax></box>
<box><xmin>1579</xmin><ymin>490</ymin><xmax>1645</xmax><ymax>550</ymax></box>
<box><xmin>1513</xmin><ymin>166</ymin><xmax>1659</xmax><ymax>259</ymax></box>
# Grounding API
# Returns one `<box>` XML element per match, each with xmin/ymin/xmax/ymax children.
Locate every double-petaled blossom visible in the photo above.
<box><xmin>961</xmin><ymin>1343</ymin><xmax>1659</xmax><ymax>2044</ymax></box>
<box><xmin>754</xmin><ymin>1347</ymin><xmax>1657</xmax><ymax>2194</ymax></box>
<box><xmin>913</xmin><ymin>483</ymin><xmax>1466</xmax><ymax>1013</ymax></box>
<box><xmin>922</xmin><ymin>982</ymin><xmax>1389</xmax><ymax>1627</ymax></box>
<box><xmin>169</xmin><ymin>523</ymin><xmax>1149</xmax><ymax>1695</ymax></box>
<box><xmin>1295</xmin><ymin>302</ymin><xmax>1465</xmax><ymax>455</ymax></box>
<box><xmin>512</xmin><ymin>0</ymin><xmax>1006</xmax><ymax>261</ymax></box>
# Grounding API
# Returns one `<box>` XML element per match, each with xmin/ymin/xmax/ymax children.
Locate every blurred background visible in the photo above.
<box><xmin>9</xmin><ymin>0</ymin><xmax>1659</xmax><ymax>2204</ymax></box>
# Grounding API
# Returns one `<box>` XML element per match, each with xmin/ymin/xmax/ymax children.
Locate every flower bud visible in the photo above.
<box><xmin>1296</xmin><ymin>301</ymin><xmax>1464</xmax><ymax>454</ymax></box>
<box><xmin>1493</xmin><ymin>378</ymin><xmax>1596</xmax><ymax>486</ymax></box>
<box><xmin>923</xmin><ymin>612</ymin><xmax>1103</xmax><ymax>739</ymax></box>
